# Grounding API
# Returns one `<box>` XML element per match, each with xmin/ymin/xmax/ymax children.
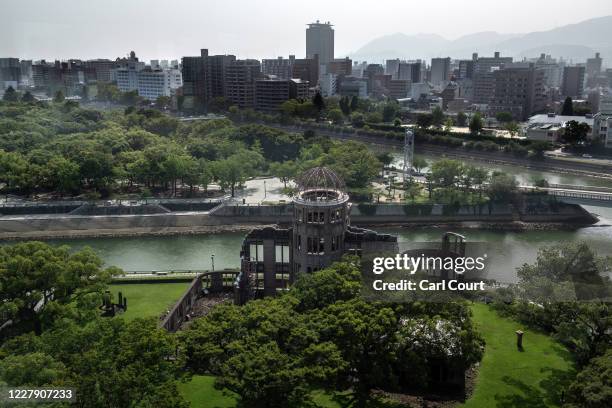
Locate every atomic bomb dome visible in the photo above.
<box><xmin>294</xmin><ymin>167</ymin><xmax>348</xmax><ymax>205</ymax></box>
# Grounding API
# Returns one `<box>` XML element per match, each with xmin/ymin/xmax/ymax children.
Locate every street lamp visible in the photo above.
<box><xmin>264</xmin><ymin>180</ymin><xmax>267</xmax><ymax>199</ymax></box>
<box><xmin>211</xmin><ymin>254</ymin><xmax>215</xmax><ymax>272</ymax></box>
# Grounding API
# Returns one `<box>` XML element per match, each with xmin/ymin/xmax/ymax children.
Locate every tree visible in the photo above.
<box><xmin>312</xmin><ymin>92</ymin><xmax>325</xmax><ymax>119</ymax></box>
<box><xmin>42</xmin><ymin>156</ymin><xmax>81</xmax><ymax>196</ymax></box>
<box><xmin>365</xmin><ymin>111</ymin><xmax>383</xmax><ymax>124</ymax></box>
<box><xmin>350</xmin><ymin>95</ymin><xmax>359</xmax><ymax>112</ymax></box>
<box><xmin>416</xmin><ymin>113</ymin><xmax>433</xmax><ymax>129</ymax></box>
<box><xmin>456</xmin><ymin>111</ymin><xmax>468</xmax><ymax>127</ymax></box>
<box><xmin>2</xmin><ymin>86</ymin><xmax>19</xmax><ymax>102</ymax></box>
<box><xmin>561</xmin><ymin>96</ymin><xmax>574</xmax><ymax>116</ymax></box>
<box><xmin>566</xmin><ymin>350</ymin><xmax>612</xmax><ymax>408</ymax></box>
<box><xmin>270</xmin><ymin>161</ymin><xmax>298</xmax><ymax>188</ymax></box>
<box><xmin>495</xmin><ymin>111</ymin><xmax>514</xmax><ymax>123</ymax></box>
<box><xmin>0</xmin><ymin>242</ymin><xmax>118</xmax><ymax>336</ymax></box>
<box><xmin>486</xmin><ymin>172</ymin><xmax>518</xmax><ymax>203</ymax></box>
<box><xmin>325</xmin><ymin>141</ymin><xmax>381</xmax><ymax>189</ymax></box>
<box><xmin>469</xmin><ymin>113</ymin><xmax>484</xmax><ymax>135</ymax></box>
<box><xmin>382</xmin><ymin>101</ymin><xmax>399</xmax><ymax>122</ymax></box>
<box><xmin>376</xmin><ymin>152</ymin><xmax>393</xmax><ymax>176</ymax></box>
<box><xmin>563</xmin><ymin>120</ymin><xmax>591</xmax><ymax>145</ymax></box>
<box><xmin>505</xmin><ymin>121</ymin><xmax>520</xmax><ymax>138</ymax></box>
<box><xmin>120</xmin><ymin>90</ymin><xmax>142</xmax><ymax>106</ymax></box>
<box><xmin>351</xmin><ymin>112</ymin><xmax>365</xmax><ymax>128</ymax></box>
<box><xmin>530</xmin><ymin>141</ymin><xmax>551</xmax><ymax>157</ymax></box>
<box><xmin>213</xmin><ymin>155</ymin><xmax>248</xmax><ymax>197</ymax></box>
<box><xmin>412</xmin><ymin>156</ymin><xmax>428</xmax><ymax>175</ymax></box>
<box><xmin>53</xmin><ymin>90</ymin><xmax>65</xmax><ymax>103</ymax></box>
<box><xmin>1</xmin><ymin>318</ymin><xmax>188</xmax><ymax>408</ymax></box>
<box><xmin>431</xmin><ymin>106</ymin><xmax>445</xmax><ymax>128</ymax></box>
<box><xmin>338</xmin><ymin>96</ymin><xmax>351</xmax><ymax>116</ymax></box>
<box><xmin>327</xmin><ymin>108</ymin><xmax>344</xmax><ymax>125</ymax></box>
<box><xmin>155</xmin><ymin>95</ymin><xmax>171</xmax><ymax>110</ymax></box>
<box><xmin>21</xmin><ymin>91</ymin><xmax>35</xmax><ymax>103</ymax></box>
<box><xmin>444</xmin><ymin>117</ymin><xmax>454</xmax><ymax>132</ymax></box>
<box><xmin>430</xmin><ymin>159</ymin><xmax>464</xmax><ymax>190</ymax></box>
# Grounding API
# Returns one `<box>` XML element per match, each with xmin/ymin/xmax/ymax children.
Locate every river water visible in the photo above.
<box><xmin>45</xmin><ymin>204</ymin><xmax>612</xmax><ymax>284</ymax></box>
<box><xmin>391</xmin><ymin>152</ymin><xmax>612</xmax><ymax>188</ymax></box>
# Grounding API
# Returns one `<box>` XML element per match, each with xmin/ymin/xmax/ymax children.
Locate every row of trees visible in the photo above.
<box><xmin>422</xmin><ymin>159</ymin><xmax>519</xmax><ymax>204</ymax></box>
<box><xmin>0</xmin><ymin>99</ymin><xmax>383</xmax><ymax>199</ymax></box>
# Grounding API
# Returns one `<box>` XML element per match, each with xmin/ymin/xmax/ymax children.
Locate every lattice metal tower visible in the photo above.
<box><xmin>403</xmin><ymin>129</ymin><xmax>414</xmax><ymax>182</ymax></box>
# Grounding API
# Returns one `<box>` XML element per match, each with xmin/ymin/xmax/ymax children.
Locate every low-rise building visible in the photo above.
<box><xmin>525</xmin><ymin>113</ymin><xmax>594</xmax><ymax>142</ymax></box>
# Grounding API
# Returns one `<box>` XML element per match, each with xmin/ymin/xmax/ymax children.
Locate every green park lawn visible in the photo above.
<box><xmin>178</xmin><ymin>375</ymin><xmax>238</xmax><ymax>408</ymax></box>
<box><xmin>177</xmin><ymin>377</ymin><xmax>401</xmax><ymax>408</ymax></box>
<box><xmin>177</xmin><ymin>304</ymin><xmax>575</xmax><ymax>407</ymax></box>
<box><xmin>463</xmin><ymin>303</ymin><xmax>575</xmax><ymax>408</ymax></box>
<box><xmin>109</xmin><ymin>282</ymin><xmax>190</xmax><ymax>320</ymax></box>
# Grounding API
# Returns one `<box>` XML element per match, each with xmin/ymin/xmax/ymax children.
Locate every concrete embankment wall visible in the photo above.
<box><xmin>0</xmin><ymin>201</ymin><xmax>597</xmax><ymax>240</ymax></box>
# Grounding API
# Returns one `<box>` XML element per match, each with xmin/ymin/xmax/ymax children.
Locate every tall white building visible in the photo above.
<box><xmin>115</xmin><ymin>65</ymin><xmax>182</xmax><ymax>100</ymax></box>
<box><xmin>593</xmin><ymin>96</ymin><xmax>612</xmax><ymax>149</ymax></box>
<box><xmin>319</xmin><ymin>72</ymin><xmax>337</xmax><ymax>97</ymax></box>
<box><xmin>306</xmin><ymin>21</ymin><xmax>334</xmax><ymax>66</ymax></box>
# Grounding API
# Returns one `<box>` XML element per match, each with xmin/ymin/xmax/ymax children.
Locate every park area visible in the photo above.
<box><xmin>462</xmin><ymin>304</ymin><xmax>574</xmax><ymax>407</ymax></box>
<box><xmin>109</xmin><ymin>281</ymin><xmax>190</xmax><ymax>320</ymax></box>
<box><xmin>105</xmin><ymin>281</ymin><xmax>575</xmax><ymax>407</ymax></box>
<box><xmin>172</xmin><ymin>301</ymin><xmax>575</xmax><ymax>407</ymax></box>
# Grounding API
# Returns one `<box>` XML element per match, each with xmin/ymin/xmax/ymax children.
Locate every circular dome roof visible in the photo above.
<box><xmin>297</xmin><ymin>167</ymin><xmax>345</xmax><ymax>193</ymax></box>
<box><xmin>294</xmin><ymin>167</ymin><xmax>348</xmax><ymax>205</ymax></box>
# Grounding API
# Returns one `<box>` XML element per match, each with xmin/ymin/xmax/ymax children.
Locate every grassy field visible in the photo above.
<box><xmin>109</xmin><ymin>282</ymin><xmax>190</xmax><ymax>320</ymax></box>
<box><xmin>463</xmin><ymin>303</ymin><xmax>575</xmax><ymax>408</ymax></box>
<box><xmin>178</xmin><ymin>375</ymin><xmax>238</xmax><ymax>408</ymax></box>
<box><xmin>177</xmin><ymin>377</ymin><xmax>403</xmax><ymax>408</ymax></box>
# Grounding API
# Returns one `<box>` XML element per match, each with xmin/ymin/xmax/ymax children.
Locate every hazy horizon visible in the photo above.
<box><xmin>2</xmin><ymin>0</ymin><xmax>612</xmax><ymax>61</ymax></box>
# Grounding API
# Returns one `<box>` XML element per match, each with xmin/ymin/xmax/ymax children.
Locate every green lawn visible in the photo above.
<box><xmin>178</xmin><ymin>376</ymin><xmax>403</xmax><ymax>408</ymax></box>
<box><xmin>463</xmin><ymin>303</ymin><xmax>575</xmax><ymax>408</ymax></box>
<box><xmin>109</xmin><ymin>282</ymin><xmax>190</xmax><ymax>320</ymax></box>
<box><xmin>178</xmin><ymin>375</ymin><xmax>238</xmax><ymax>408</ymax></box>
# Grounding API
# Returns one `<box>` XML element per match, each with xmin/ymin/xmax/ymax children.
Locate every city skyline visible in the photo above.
<box><xmin>2</xmin><ymin>0</ymin><xmax>612</xmax><ymax>61</ymax></box>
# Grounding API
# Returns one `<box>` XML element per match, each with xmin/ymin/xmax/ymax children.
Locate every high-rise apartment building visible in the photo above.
<box><xmin>586</xmin><ymin>53</ymin><xmax>602</xmax><ymax>81</ymax></box>
<box><xmin>224</xmin><ymin>59</ymin><xmax>262</xmax><ymax>109</ymax></box>
<box><xmin>562</xmin><ymin>65</ymin><xmax>585</xmax><ymax>98</ymax></box>
<box><xmin>472</xmin><ymin>52</ymin><xmax>513</xmax><ymax>105</ymax></box>
<box><xmin>398</xmin><ymin>61</ymin><xmax>422</xmax><ymax>83</ymax></box>
<box><xmin>327</xmin><ymin>58</ymin><xmax>352</xmax><ymax>77</ymax></box>
<box><xmin>84</xmin><ymin>59</ymin><xmax>115</xmax><ymax>83</ymax></box>
<box><xmin>490</xmin><ymin>63</ymin><xmax>547</xmax><ymax>121</ymax></box>
<box><xmin>0</xmin><ymin>58</ymin><xmax>21</xmax><ymax>89</ymax></box>
<box><xmin>181</xmin><ymin>49</ymin><xmax>236</xmax><ymax>111</ymax></box>
<box><xmin>306</xmin><ymin>21</ymin><xmax>334</xmax><ymax>66</ymax></box>
<box><xmin>430</xmin><ymin>57</ymin><xmax>451</xmax><ymax>87</ymax></box>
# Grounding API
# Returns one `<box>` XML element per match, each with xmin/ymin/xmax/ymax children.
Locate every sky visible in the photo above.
<box><xmin>2</xmin><ymin>0</ymin><xmax>612</xmax><ymax>61</ymax></box>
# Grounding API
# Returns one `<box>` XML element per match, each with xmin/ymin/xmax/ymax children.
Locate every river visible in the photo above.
<box><xmin>391</xmin><ymin>153</ymin><xmax>612</xmax><ymax>188</ymax></box>
<box><xmin>45</xmin><ymin>203</ymin><xmax>612</xmax><ymax>284</ymax></box>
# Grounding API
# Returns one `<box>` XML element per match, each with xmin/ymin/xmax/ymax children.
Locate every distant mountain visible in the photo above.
<box><xmin>348</xmin><ymin>16</ymin><xmax>612</xmax><ymax>65</ymax></box>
